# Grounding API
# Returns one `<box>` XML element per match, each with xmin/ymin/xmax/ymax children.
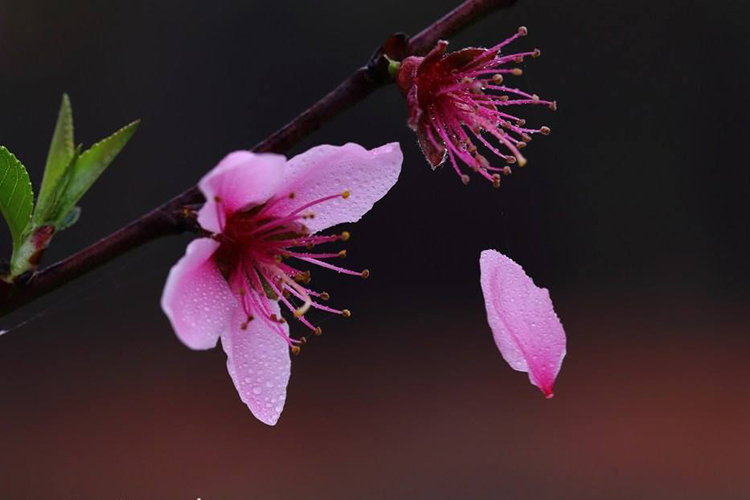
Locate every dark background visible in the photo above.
<box><xmin>1</xmin><ymin>0</ymin><xmax>749</xmax><ymax>498</ymax></box>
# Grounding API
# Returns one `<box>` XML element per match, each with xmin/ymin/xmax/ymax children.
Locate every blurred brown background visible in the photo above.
<box><xmin>1</xmin><ymin>0</ymin><xmax>749</xmax><ymax>498</ymax></box>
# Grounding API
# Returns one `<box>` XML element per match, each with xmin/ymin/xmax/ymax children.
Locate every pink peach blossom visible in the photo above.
<box><xmin>161</xmin><ymin>143</ymin><xmax>402</xmax><ymax>424</ymax></box>
<box><xmin>396</xmin><ymin>27</ymin><xmax>556</xmax><ymax>186</ymax></box>
<box><xmin>479</xmin><ymin>249</ymin><xmax>566</xmax><ymax>398</ymax></box>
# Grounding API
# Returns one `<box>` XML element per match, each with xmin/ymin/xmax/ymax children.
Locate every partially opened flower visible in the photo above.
<box><xmin>395</xmin><ymin>27</ymin><xmax>556</xmax><ymax>186</ymax></box>
<box><xmin>479</xmin><ymin>249</ymin><xmax>566</xmax><ymax>397</ymax></box>
<box><xmin>161</xmin><ymin>143</ymin><xmax>402</xmax><ymax>424</ymax></box>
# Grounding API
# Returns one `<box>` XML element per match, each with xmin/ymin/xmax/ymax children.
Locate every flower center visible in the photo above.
<box><xmin>212</xmin><ymin>190</ymin><xmax>368</xmax><ymax>353</ymax></box>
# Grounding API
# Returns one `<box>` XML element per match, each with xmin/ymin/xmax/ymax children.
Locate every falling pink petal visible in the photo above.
<box><xmin>161</xmin><ymin>239</ymin><xmax>238</xmax><ymax>350</ymax></box>
<box><xmin>479</xmin><ymin>249</ymin><xmax>566</xmax><ymax>398</ymax></box>
<box><xmin>197</xmin><ymin>151</ymin><xmax>286</xmax><ymax>233</ymax></box>
<box><xmin>270</xmin><ymin>142</ymin><xmax>402</xmax><ymax>233</ymax></box>
<box><xmin>221</xmin><ymin>303</ymin><xmax>291</xmax><ymax>426</ymax></box>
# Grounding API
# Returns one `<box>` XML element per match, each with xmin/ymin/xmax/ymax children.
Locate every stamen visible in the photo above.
<box><xmin>251</xmin><ymin>192</ymin><xmax>348</xmax><ymax>236</ymax></box>
<box><xmin>297</xmin><ymin>256</ymin><xmax>369</xmax><ymax>277</ymax></box>
<box><xmin>275</xmin><ymin>272</ymin><xmax>312</xmax><ymax>317</ymax></box>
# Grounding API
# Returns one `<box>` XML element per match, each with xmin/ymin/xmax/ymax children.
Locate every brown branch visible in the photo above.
<box><xmin>0</xmin><ymin>0</ymin><xmax>518</xmax><ymax>317</ymax></box>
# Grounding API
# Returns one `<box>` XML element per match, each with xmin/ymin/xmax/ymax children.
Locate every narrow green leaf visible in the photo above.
<box><xmin>0</xmin><ymin>147</ymin><xmax>34</xmax><ymax>253</ymax></box>
<box><xmin>35</xmin><ymin>94</ymin><xmax>74</xmax><ymax>224</ymax></box>
<box><xmin>41</xmin><ymin>144</ymin><xmax>81</xmax><ymax>225</ymax></box>
<box><xmin>54</xmin><ymin>119</ymin><xmax>139</xmax><ymax>224</ymax></box>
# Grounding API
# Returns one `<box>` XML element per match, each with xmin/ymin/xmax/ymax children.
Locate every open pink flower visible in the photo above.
<box><xmin>396</xmin><ymin>27</ymin><xmax>556</xmax><ymax>186</ymax></box>
<box><xmin>161</xmin><ymin>143</ymin><xmax>402</xmax><ymax>425</ymax></box>
<box><xmin>479</xmin><ymin>250</ymin><xmax>566</xmax><ymax>398</ymax></box>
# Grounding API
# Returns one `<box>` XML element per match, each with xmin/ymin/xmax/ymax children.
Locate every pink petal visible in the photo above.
<box><xmin>197</xmin><ymin>151</ymin><xmax>286</xmax><ymax>233</ymax></box>
<box><xmin>270</xmin><ymin>142</ymin><xmax>402</xmax><ymax>233</ymax></box>
<box><xmin>161</xmin><ymin>238</ymin><xmax>238</xmax><ymax>350</ymax></box>
<box><xmin>221</xmin><ymin>300</ymin><xmax>291</xmax><ymax>426</ymax></box>
<box><xmin>479</xmin><ymin>249</ymin><xmax>566</xmax><ymax>398</ymax></box>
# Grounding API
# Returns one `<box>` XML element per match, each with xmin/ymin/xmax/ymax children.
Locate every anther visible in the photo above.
<box><xmin>507</xmin><ymin>156</ymin><xmax>517</xmax><ymax>164</ymax></box>
<box><xmin>340</xmin><ymin>231</ymin><xmax>351</xmax><ymax>241</ymax></box>
<box><xmin>341</xmin><ymin>309</ymin><xmax>351</xmax><ymax>318</ymax></box>
<box><xmin>294</xmin><ymin>271</ymin><xmax>311</xmax><ymax>283</ymax></box>
<box><xmin>314</xmin><ymin>327</ymin><xmax>323</xmax><ymax>336</ymax></box>
<box><xmin>341</xmin><ymin>190</ymin><xmax>351</xmax><ymax>199</ymax></box>
<box><xmin>511</xmin><ymin>68</ymin><xmax>523</xmax><ymax>76</ymax></box>
<box><xmin>549</xmin><ymin>101</ymin><xmax>558</xmax><ymax>111</ymax></box>
<box><xmin>492</xmin><ymin>74</ymin><xmax>503</xmax><ymax>84</ymax></box>
<box><xmin>540</xmin><ymin>126</ymin><xmax>551</xmax><ymax>135</ymax></box>
<box><xmin>503</xmin><ymin>166</ymin><xmax>513</xmax><ymax>175</ymax></box>
<box><xmin>532</xmin><ymin>48</ymin><xmax>541</xmax><ymax>58</ymax></box>
<box><xmin>461</xmin><ymin>174</ymin><xmax>470</xmax><ymax>185</ymax></box>
<box><xmin>517</xmin><ymin>141</ymin><xmax>527</xmax><ymax>149</ymax></box>
<box><xmin>300</xmin><ymin>337</ymin><xmax>307</xmax><ymax>344</ymax></box>
<box><xmin>532</xmin><ymin>94</ymin><xmax>540</xmax><ymax>102</ymax></box>
<box><xmin>521</xmin><ymin>133</ymin><xmax>532</xmax><ymax>142</ymax></box>
<box><xmin>518</xmin><ymin>26</ymin><xmax>528</xmax><ymax>36</ymax></box>
<box><xmin>361</xmin><ymin>269</ymin><xmax>370</xmax><ymax>279</ymax></box>
<box><xmin>291</xmin><ymin>345</ymin><xmax>301</xmax><ymax>355</ymax></box>
<box><xmin>320</xmin><ymin>292</ymin><xmax>330</xmax><ymax>301</ymax></box>
<box><xmin>338</xmin><ymin>250</ymin><xmax>347</xmax><ymax>258</ymax></box>
<box><xmin>492</xmin><ymin>174</ymin><xmax>501</xmax><ymax>188</ymax></box>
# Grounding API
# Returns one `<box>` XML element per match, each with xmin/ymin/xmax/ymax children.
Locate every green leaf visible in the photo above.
<box><xmin>0</xmin><ymin>147</ymin><xmax>34</xmax><ymax>253</ymax></box>
<box><xmin>35</xmin><ymin>94</ymin><xmax>74</xmax><ymax>224</ymax></box>
<box><xmin>53</xmin><ymin>119</ymin><xmax>139</xmax><ymax>225</ymax></box>
<box><xmin>41</xmin><ymin>144</ymin><xmax>81</xmax><ymax>225</ymax></box>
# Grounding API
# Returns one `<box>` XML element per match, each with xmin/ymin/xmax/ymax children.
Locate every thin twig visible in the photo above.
<box><xmin>0</xmin><ymin>0</ymin><xmax>518</xmax><ymax>317</ymax></box>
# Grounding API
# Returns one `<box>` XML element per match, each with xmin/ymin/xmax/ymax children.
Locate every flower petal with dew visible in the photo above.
<box><xmin>479</xmin><ymin>249</ymin><xmax>566</xmax><ymax>398</ymax></box>
<box><xmin>395</xmin><ymin>27</ymin><xmax>556</xmax><ymax>187</ymax></box>
<box><xmin>161</xmin><ymin>143</ymin><xmax>403</xmax><ymax>424</ymax></box>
